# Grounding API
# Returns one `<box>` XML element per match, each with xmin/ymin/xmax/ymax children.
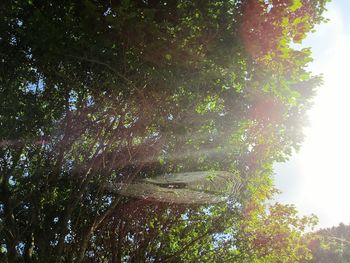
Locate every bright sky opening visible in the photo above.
<box><xmin>274</xmin><ymin>0</ymin><xmax>350</xmax><ymax>228</ymax></box>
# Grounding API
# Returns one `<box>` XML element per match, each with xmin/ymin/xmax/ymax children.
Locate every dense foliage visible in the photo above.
<box><xmin>0</xmin><ymin>0</ymin><xmax>328</xmax><ymax>262</ymax></box>
<box><xmin>307</xmin><ymin>223</ymin><xmax>350</xmax><ymax>263</ymax></box>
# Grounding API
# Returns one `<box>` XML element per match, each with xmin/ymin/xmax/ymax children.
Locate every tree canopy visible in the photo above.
<box><xmin>306</xmin><ymin>223</ymin><xmax>350</xmax><ymax>263</ymax></box>
<box><xmin>0</xmin><ymin>0</ymin><xmax>329</xmax><ymax>262</ymax></box>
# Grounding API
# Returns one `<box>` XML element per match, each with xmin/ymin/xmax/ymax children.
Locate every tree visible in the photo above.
<box><xmin>0</xmin><ymin>0</ymin><xmax>329</xmax><ymax>262</ymax></box>
<box><xmin>234</xmin><ymin>202</ymin><xmax>318</xmax><ymax>263</ymax></box>
<box><xmin>306</xmin><ymin>223</ymin><xmax>350</xmax><ymax>263</ymax></box>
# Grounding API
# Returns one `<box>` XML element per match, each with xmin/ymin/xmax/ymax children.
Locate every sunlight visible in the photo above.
<box><xmin>276</xmin><ymin>3</ymin><xmax>350</xmax><ymax>227</ymax></box>
<box><xmin>300</xmin><ymin>37</ymin><xmax>350</xmax><ymax>226</ymax></box>
<box><xmin>2</xmin><ymin>0</ymin><xmax>346</xmax><ymax>260</ymax></box>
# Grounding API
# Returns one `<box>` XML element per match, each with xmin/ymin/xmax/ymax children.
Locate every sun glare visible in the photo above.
<box><xmin>276</xmin><ymin>3</ymin><xmax>350</xmax><ymax>228</ymax></box>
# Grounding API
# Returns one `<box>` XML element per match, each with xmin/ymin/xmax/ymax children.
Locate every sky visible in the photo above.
<box><xmin>274</xmin><ymin>0</ymin><xmax>350</xmax><ymax>229</ymax></box>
